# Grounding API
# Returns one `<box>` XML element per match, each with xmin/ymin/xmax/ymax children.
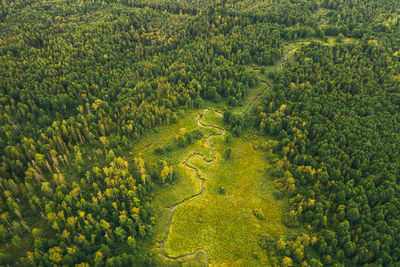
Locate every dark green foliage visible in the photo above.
<box><xmin>154</xmin><ymin>146</ymin><xmax>165</xmax><ymax>155</ymax></box>
<box><xmin>225</xmin><ymin>133</ymin><xmax>232</xmax><ymax>144</ymax></box>
<box><xmin>176</xmin><ymin>129</ymin><xmax>204</xmax><ymax>148</ymax></box>
<box><xmin>25</xmin><ymin>158</ymin><xmax>150</xmax><ymax>265</ymax></box>
<box><xmin>192</xmin><ymin>129</ymin><xmax>203</xmax><ymax>140</ymax></box>
<box><xmin>228</xmin><ymin>96</ymin><xmax>239</xmax><ymax>106</ymax></box>
<box><xmin>225</xmin><ymin>113</ymin><xmax>246</xmax><ymax>136</ymax></box>
<box><xmin>258</xmin><ymin>32</ymin><xmax>400</xmax><ymax>266</ymax></box>
<box><xmin>282</xmin><ymin>212</ymin><xmax>298</xmax><ymax>228</ymax></box>
<box><xmin>217</xmin><ymin>186</ymin><xmax>226</xmax><ymax>195</ymax></box>
<box><xmin>177</xmin><ymin>135</ymin><xmax>188</xmax><ymax>148</ymax></box>
<box><xmin>224</xmin><ymin>148</ymin><xmax>232</xmax><ymax>159</ymax></box>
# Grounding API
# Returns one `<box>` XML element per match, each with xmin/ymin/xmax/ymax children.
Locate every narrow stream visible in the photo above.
<box><xmin>159</xmin><ymin>108</ymin><xmax>224</xmax><ymax>266</ymax></box>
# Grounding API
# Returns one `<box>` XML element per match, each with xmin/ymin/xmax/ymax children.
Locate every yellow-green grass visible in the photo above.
<box><xmin>234</xmin><ymin>81</ymin><xmax>269</xmax><ymax>115</ymax></box>
<box><xmin>155</xmin><ymin>251</ymin><xmax>208</xmax><ymax>267</ymax></box>
<box><xmin>131</xmin><ymin>109</ymin><xmax>218</xmax><ymax>164</ymax></box>
<box><xmin>130</xmin><ymin>109</ymin><xmax>220</xmax><ymax>266</ymax></box>
<box><xmin>161</xmin><ymin>114</ymin><xmax>296</xmax><ymax>266</ymax></box>
<box><xmin>130</xmin><ymin>108</ymin><xmax>223</xmax><ymax>211</ymax></box>
<box><xmin>325</xmin><ymin>36</ymin><xmax>356</xmax><ymax>46</ymax></box>
<box><xmin>200</xmin><ymin>108</ymin><xmax>225</xmax><ymax>126</ymax></box>
<box><xmin>132</xmin><ymin>43</ymin><xmax>316</xmax><ymax>264</ymax></box>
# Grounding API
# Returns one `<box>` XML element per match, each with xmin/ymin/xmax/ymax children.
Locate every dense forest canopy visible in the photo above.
<box><xmin>0</xmin><ymin>0</ymin><xmax>399</xmax><ymax>266</ymax></box>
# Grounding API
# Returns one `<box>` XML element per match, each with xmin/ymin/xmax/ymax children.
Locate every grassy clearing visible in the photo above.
<box><xmin>324</xmin><ymin>36</ymin><xmax>356</xmax><ymax>46</ymax></box>
<box><xmin>162</xmin><ymin>113</ymin><xmax>295</xmax><ymax>266</ymax></box>
<box><xmin>131</xmin><ymin>109</ymin><xmax>214</xmax><ymax>266</ymax></box>
<box><xmin>131</xmin><ymin>109</ymin><xmax>218</xmax><ymax>165</ymax></box>
<box><xmin>233</xmin><ymin>80</ymin><xmax>269</xmax><ymax>115</ymax></box>
<box><xmin>136</xmin><ymin>109</ymin><xmax>296</xmax><ymax>266</ymax></box>
<box><xmin>201</xmin><ymin>109</ymin><xmax>224</xmax><ymax>127</ymax></box>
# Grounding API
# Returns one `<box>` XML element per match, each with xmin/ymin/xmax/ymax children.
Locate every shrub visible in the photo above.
<box><xmin>253</xmin><ymin>209</ymin><xmax>265</xmax><ymax>220</ymax></box>
<box><xmin>217</xmin><ymin>185</ymin><xmax>226</xmax><ymax>195</ymax></box>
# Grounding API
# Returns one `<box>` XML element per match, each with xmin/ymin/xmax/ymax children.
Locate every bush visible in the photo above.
<box><xmin>154</xmin><ymin>146</ymin><xmax>165</xmax><ymax>154</ymax></box>
<box><xmin>253</xmin><ymin>209</ymin><xmax>265</xmax><ymax>220</ymax></box>
<box><xmin>225</xmin><ymin>133</ymin><xmax>232</xmax><ymax>144</ymax></box>
<box><xmin>192</xmin><ymin>129</ymin><xmax>203</xmax><ymax>140</ymax></box>
<box><xmin>228</xmin><ymin>96</ymin><xmax>239</xmax><ymax>106</ymax></box>
<box><xmin>177</xmin><ymin>135</ymin><xmax>188</xmax><ymax>147</ymax></box>
<box><xmin>232</xmin><ymin>125</ymin><xmax>242</xmax><ymax>136</ymax></box>
<box><xmin>217</xmin><ymin>185</ymin><xmax>226</xmax><ymax>194</ymax></box>
<box><xmin>184</xmin><ymin>132</ymin><xmax>193</xmax><ymax>144</ymax></box>
<box><xmin>282</xmin><ymin>211</ymin><xmax>298</xmax><ymax>228</ymax></box>
<box><xmin>224</xmin><ymin>148</ymin><xmax>232</xmax><ymax>159</ymax></box>
<box><xmin>165</xmin><ymin>144</ymin><xmax>174</xmax><ymax>152</ymax></box>
<box><xmin>171</xmin><ymin>113</ymin><xmax>178</xmax><ymax>123</ymax></box>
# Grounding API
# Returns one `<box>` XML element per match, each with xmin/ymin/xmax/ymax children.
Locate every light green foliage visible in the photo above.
<box><xmin>163</xmin><ymin>132</ymin><xmax>295</xmax><ymax>266</ymax></box>
<box><xmin>136</xmin><ymin>110</ymin><xmax>295</xmax><ymax>266</ymax></box>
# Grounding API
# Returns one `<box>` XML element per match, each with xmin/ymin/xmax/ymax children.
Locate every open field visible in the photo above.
<box><xmin>134</xmin><ymin>109</ymin><xmax>296</xmax><ymax>266</ymax></box>
<box><xmin>163</xmin><ymin>126</ymin><xmax>295</xmax><ymax>265</ymax></box>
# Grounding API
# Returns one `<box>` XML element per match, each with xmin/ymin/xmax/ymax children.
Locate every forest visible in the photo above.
<box><xmin>0</xmin><ymin>0</ymin><xmax>399</xmax><ymax>266</ymax></box>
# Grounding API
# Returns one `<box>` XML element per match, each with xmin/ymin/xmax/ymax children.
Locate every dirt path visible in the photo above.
<box><xmin>241</xmin><ymin>79</ymin><xmax>271</xmax><ymax>116</ymax></box>
<box><xmin>280</xmin><ymin>47</ymin><xmax>297</xmax><ymax>69</ymax></box>
<box><xmin>242</xmin><ymin>46</ymin><xmax>297</xmax><ymax>116</ymax></box>
<box><xmin>159</xmin><ymin>108</ymin><xmax>224</xmax><ymax>266</ymax></box>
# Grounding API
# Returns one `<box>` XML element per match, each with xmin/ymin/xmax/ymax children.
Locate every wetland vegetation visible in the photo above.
<box><xmin>1</xmin><ymin>0</ymin><xmax>400</xmax><ymax>266</ymax></box>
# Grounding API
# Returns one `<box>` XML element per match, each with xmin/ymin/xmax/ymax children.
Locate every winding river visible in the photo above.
<box><xmin>159</xmin><ymin>108</ymin><xmax>224</xmax><ymax>265</ymax></box>
<box><xmin>159</xmin><ymin>40</ymin><xmax>307</xmax><ymax>265</ymax></box>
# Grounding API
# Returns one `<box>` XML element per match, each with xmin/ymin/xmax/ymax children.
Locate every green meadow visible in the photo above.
<box><xmin>134</xmin><ymin>108</ymin><xmax>296</xmax><ymax>266</ymax></box>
